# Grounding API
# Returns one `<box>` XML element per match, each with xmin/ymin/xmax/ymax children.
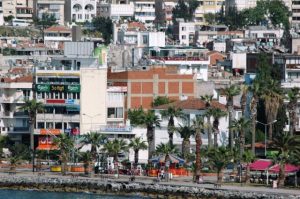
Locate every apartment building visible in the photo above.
<box><xmin>0</xmin><ymin>74</ymin><xmax>33</xmax><ymax>143</ymax></box>
<box><xmin>2</xmin><ymin>0</ymin><xmax>33</xmax><ymax>20</ymax></box>
<box><xmin>34</xmin><ymin>0</ymin><xmax>65</xmax><ymax>25</ymax></box>
<box><xmin>44</xmin><ymin>26</ymin><xmax>72</xmax><ymax>49</ymax></box>
<box><xmin>0</xmin><ymin>0</ymin><xmax>3</xmax><ymax>25</ymax></box>
<box><xmin>65</xmin><ymin>0</ymin><xmax>96</xmax><ymax>23</ymax></box>
<box><xmin>133</xmin><ymin>0</ymin><xmax>155</xmax><ymax>23</ymax></box>
<box><xmin>108</xmin><ymin>66</ymin><xmax>196</xmax><ymax>110</ymax></box>
<box><xmin>225</xmin><ymin>0</ymin><xmax>257</xmax><ymax>11</ymax></box>
<box><xmin>34</xmin><ymin>42</ymin><xmax>107</xmax><ymax>150</ymax></box>
<box><xmin>195</xmin><ymin>0</ymin><xmax>224</xmax><ymax>25</ymax></box>
<box><xmin>97</xmin><ymin>0</ymin><xmax>134</xmax><ymax>20</ymax></box>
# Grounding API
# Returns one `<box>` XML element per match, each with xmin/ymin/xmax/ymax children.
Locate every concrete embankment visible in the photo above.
<box><xmin>0</xmin><ymin>175</ymin><xmax>298</xmax><ymax>199</ymax></box>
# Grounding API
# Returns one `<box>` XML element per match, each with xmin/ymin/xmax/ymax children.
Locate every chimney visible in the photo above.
<box><xmin>72</xmin><ymin>26</ymin><xmax>82</xmax><ymax>42</ymax></box>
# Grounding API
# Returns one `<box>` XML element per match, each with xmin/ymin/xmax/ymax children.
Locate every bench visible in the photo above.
<box><xmin>8</xmin><ymin>171</ymin><xmax>16</xmax><ymax>175</ymax></box>
<box><xmin>214</xmin><ymin>183</ymin><xmax>221</xmax><ymax>188</ymax></box>
<box><xmin>38</xmin><ymin>172</ymin><xmax>45</xmax><ymax>176</ymax></box>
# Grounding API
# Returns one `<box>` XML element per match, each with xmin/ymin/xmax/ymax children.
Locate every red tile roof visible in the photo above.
<box><xmin>154</xmin><ymin>98</ymin><xmax>226</xmax><ymax>110</ymax></box>
<box><xmin>45</xmin><ymin>26</ymin><xmax>71</xmax><ymax>33</ymax></box>
<box><xmin>1</xmin><ymin>75</ymin><xmax>32</xmax><ymax>83</ymax></box>
<box><xmin>127</xmin><ymin>22</ymin><xmax>146</xmax><ymax>31</ymax></box>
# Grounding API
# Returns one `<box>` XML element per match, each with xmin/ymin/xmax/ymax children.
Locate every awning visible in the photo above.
<box><xmin>36</xmin><ymin>136</ymin><xmax>58</xmax><ymax>151</ymax></box>
<box><xmin>150</xmin><ymin>154</ymin><xmax>185</xmax><ymax>164</ymax></box>
<box><xmin>269</xmin><ymin>164</ymin><xmax>300</xmax><ymax>173</ymax></box>
<box><xmin>249</xmin><ymin>159</ymin><xmax>272</xmax><ymax>171</ymax></box>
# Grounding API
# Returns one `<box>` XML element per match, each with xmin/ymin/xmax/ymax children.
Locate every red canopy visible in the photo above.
<box><xmin>269</xmin><ymin>164</ymin><xmax>300</xmax><ymax>173</ymax></box>
<box><xmin>249</xmin><ymin>159</ymin><xmax>272</xmax><ymax>171</ymax></box>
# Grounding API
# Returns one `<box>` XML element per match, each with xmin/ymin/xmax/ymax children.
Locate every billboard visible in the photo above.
<box><xmin>36</xmin><ymin>84</ymin><xmax>80</xmax><ymax>93</ymax></box>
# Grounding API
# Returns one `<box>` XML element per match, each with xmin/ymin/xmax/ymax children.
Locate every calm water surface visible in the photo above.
<box><xmin>0</xmin><ymin>189</ymin><xmax>149</xmax><ymax>199</ymax></box>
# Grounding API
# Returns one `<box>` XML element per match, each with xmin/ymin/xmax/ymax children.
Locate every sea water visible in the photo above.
<box><xmin>0</xmin><ymin>189</ymin><xmax>148</xmax><ymax>199</ymax></box>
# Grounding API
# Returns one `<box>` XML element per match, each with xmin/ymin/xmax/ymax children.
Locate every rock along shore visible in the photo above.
<box><xmin>0</xmin><ymin>175</ymin><xmax>298</xmax><ymax>199</ymax></box>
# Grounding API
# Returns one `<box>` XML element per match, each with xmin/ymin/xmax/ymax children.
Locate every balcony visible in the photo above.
<box><xmin>13</xmin><ymin>112</ymin><xmax>29</xmax><ymax>118</ymax></box>
<box><xmin>99</xmin><ymin>125</ymin><xmax>132</xmax><ymax>133</ymax></box>
<box><xmin>36</xmin><ymin>113</ymin><xmax>80</xmax><ymax>122</ymax></box>
<box><xmin>0</xmin><ymin>112</ymin><xmax>14</xmax><ymax>118</ymax></box>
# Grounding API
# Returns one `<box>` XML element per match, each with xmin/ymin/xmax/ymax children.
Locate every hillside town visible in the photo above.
<box><xmin>0</xmin><ymin>0</ymin><xmax>300</xmax><ymax>195</ymax></box>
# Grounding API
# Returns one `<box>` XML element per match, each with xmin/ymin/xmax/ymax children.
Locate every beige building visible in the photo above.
<box><xmin>195</xmin><ymin>0</ymin><xmax>224</xmax><ymax>25</ymax></box>
<box><xmin>33</xmin><ymin>0</ymin><xmax>65</xmax><ymax>25</ymax></box>
<box><xmin>2</xmin><ymin>0</ymin><xmax>33</xmax><ymax>20</ymax></box>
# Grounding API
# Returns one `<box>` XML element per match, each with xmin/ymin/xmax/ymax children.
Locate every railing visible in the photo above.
<box><xmin>99</xmin><ymin>125</ymin><xmax>132</xmax><ymax>132</ymax></box>
<box><xmin>13</xmin><ymin>127</ymin><xmax>30</xmax><ymax>132</ymax></box>
<box><xmin>13</xmin><ymin>112</ymin><xmax>28</xmax><ymax>117</ymax></box>
<box><xmin>150</xmin><ymin>56</ymin><xmax>209</xmax><ymax>61</ymax></box>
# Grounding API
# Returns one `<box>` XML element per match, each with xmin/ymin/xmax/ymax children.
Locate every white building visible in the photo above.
<box><xmin>34</xmin><ymin>42</ymin><xmax>107</xmax><ymax>150</ymax></box>
<box><xmin>98</xmin><ymin>1</ymin><xmax>134</xmax><ymax>21</ymax></box>
<box><xmin>34</xmin><ymin>0</ymin><xmax>65</xmax><ymax>25</ymax></box>
<box><xmin>177</xmin><ymin>22</ymin><xmax>196</xmax><ymax>46</ymax></box>
<box><xmin>225</xmin><ymin>0</ymin><xmax>257</xmax><ymax>11</ymax></box>
<box><xmin>65</xmin><ymin>0</ymin><xmax>96</xmax><ymax>23</ymax></box>
<box><xmin>117</xmin><ymin>30</ymin><xmax>165</xmax><ymax>47</ymax></box>
<box><xmin>0</xmin><ymin>74</ymin><xmax>33</xmax><ymax>143</ymax></box>
<box><xmin>133</xmin><ymin>0</ymin><xmax>155</xmax><ymax>23</ymax></box>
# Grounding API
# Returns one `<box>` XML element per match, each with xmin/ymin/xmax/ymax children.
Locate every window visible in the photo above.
<box><xmin>46</xmin><ymin>122</ymin><xmax>53</xmax><ymax>129</ymax></box>
<box><xmin>107</xmin><ymin>107</ymin><xmax>123</xmax><ymax>118</ymax></box>
<box><xmin>182</xmin><ymin>35</ymin><xmax>186</xmax><ymax>39</ymax></box>
<box><xmin>55</xmin><ymin>122</ymin><xmax>62</xmax><ymax>129</ymax></box>
<box><xmin>37</xmin><ymin>122</ymin><xmax>44</xmax><ymax>129</ymax></box>
<box><xmin>142</xmin><ymin>35</ymin><xmax>148</xmax><ymax>44</ymax></box>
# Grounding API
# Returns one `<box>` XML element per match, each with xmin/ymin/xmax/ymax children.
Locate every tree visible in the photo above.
<box><xmin>4</xmin><ymin>15</ymin><xmax>14</xmax><ymax>23</ymax></box>
<box><xmin>176</xmin><ymin>125</ymin><xmax>195</xmax><ymax>160</ymax></box>
<box><xmin>128</xmin><ymin>109</ymin><xmax>161</xmax><ymax>159</ymax></box>
<box><xmin>242</xmin><ymin>150</ymin><xmax>255</xmax><ymax>184</ymax></box>
<box><xmin>204</xmin><ymin>108</ymin><xmax>214</xmax><ymax>148</ymax></box>
<box><xmin>161</xmin><ymin>106</ymin><xmax>183</xmax><ymax>145</ymax></box>
<box><xmin>102</xmin><ymin>139</ymin><xmax>128</xmax><ymax>163</ymax></box>
<box><xmin>172</xmin><ymin>0</ymin><xmax>199</xmax><ymax>22</ymax></box>
<box><xmin>155</xmin><ymin>143</ymin><xmax>179</xmax><ymax>169</ymax></box>
<box><xmin>191</xmin><ymin>116</ymin><xmax>205</xmax><ymax>182</ymax></box>
<box><xmin>201</xmin><ymin>95</ymin><xmax>213</xmax><ymax>107</ymax></box>
<box><xmin>152</xmin><ymin>96</ymin><xmax>172</xmax><ymax>107</ymax></box>
<box><xmin>240</xmin><ymin>84</ymin><xmax>248</xmax><ymax>115</ymax></box>
<box><xmin>211</xmin><ymin>108</ymin><xmax>227</xmax><ymax>149</ymax></box>
<box><xmin>92</xmin><ymin>17</ymin><xmax>113</xmax><ymax>45</ymax></box>
<box><xmin>262</xmin><ymin>79</ymin><xmax>282</xmax><ymax>140</ymax></box>
<box><xmin>19</xmin><ymin>99</ymin><xmax>44</xmax><ymax>171</ymax></box>
<box><xmin>206</xmin><ymin>147</ymin><xmax>232</xmax><ymax>184</ymax></box>
<box><xmin>53</xmin><ymin>134</ymin><xmax>74</xmax><ymax>175</ymax></box>
<box><xmin>230</xmin><ymin>117</ymin><xmax>251</xmax><ymax>155</ymax></box>
<box><xmin>204</xmin><ymin>13</ymin><xmax>217</xmax><ymax>25</ymax></box>
<box><xmin>81</xmin><ymin>132</ymin><xmax>106</xmax><ymax>175</ymax></box>
<box><xmin>272</xmin><ymin>132</ymin><xmax>300</xmax><ymax>187</ymax></box>
<box><xmin>223</xmin><ymin>85</ymin><xmax>240</xmax><ymax>150</ymax></box>
<box><xmin>34</xmin><ymin>13</ymin><xmax>58</xmax><ymax>40</ymax></box>
<box><xmin>80</xmin><ymin>151</ymin><xmax>92</xmax><ymax>175</ymax></box>
<box><xmin>286</xmin><ymin>87</ymin><xmax>300</xmax><ymax>136</ymax></box>
<box><xmin>129</xmin><ymin>137</ymin><xmax>148</xmax><ymax>165</ymax></box>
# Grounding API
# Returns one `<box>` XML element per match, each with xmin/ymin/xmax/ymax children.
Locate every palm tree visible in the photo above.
<box><xmin>249</xmin><ymin>81</ymin><xmax>261</xmax><ymax>153</ymax></box>
<box><xmin>240</xmin><ymin>84</ymin><xmax>248</xmax><ymax>115</ymax></box>
<box><xmin>230</xmin><ymin>117</ymin><xmax>251</xmax><ymax>155</ymax></box>
<box><xmin>204</xmin><ymin>108</ymin><xmax>214</xmax><ymax>148</ymax></box>
<box><xmin>272</xmin><ymin>132</ymin><xmax>300</xmax><ymax>187</ymax></box>
<box><xmin>223</xmin><ymin>85</ymin><xmax>240</xmax><ymax>150</ymax></box>
<box><xmin>161</xmin><ymin>106</ymin><xmax>183</xmax><ymax>145</ymax></box>
<box><xmin>128</xmin><ymin>108</ymin><xmax>161</xmax><ymax>159</ymax></box>
<box><xmin>19</xmin><ymin>99</ymin><xmax>44</xmax><ymax>170</ymax></box>
<box><xmin>81</xmin><ymin>132</ymin><xmax>106</xmax><ymax>174</ymax></box>
<box><xmin>53</xmin><ymin>133</ymin><xmax>74</xmax><ymax>175</ymax></box>
<box><xmin>80</xmin><ymin>151</ymin><xmax>92</xmax><ymax>175</ymax></box>
<box><xmin>191</xmin><ymin>116</ymin><xmax>205</xmax><ymax>181</ymax></box>
<box><xmin>262</xmin><ymin>79</ymin><xmax>282</xmax><ymax>140</ymax></box>
<box><xmin>286</xmin><ymin>87</ymin><xmax>300</xmax><ymax>136</ymax></box>
<box><xmin>175</xmin><ymin>125</ymin><xmax>195</xmax><ymax>160</ymax></box>
<box><xmin>201</xmin><ymin>95</ymin><xmax>213</xmax><ymax>107</ymax></box>
<box><xmin>211</xmin><ymin>108</ymin><xmax>227</xmax><ymax>149</ymax></box>
<box><xmin>242</xmin><ymin>150</ymin><xmax>255</xmax><ymax>184</ymax></box>
<box><xmin>129</xmin><ymin>137</ymin><xmax>148</xmax><ymax>165</ymax></box>
<box><xmin>102</xmin><ymin>139</ymin><xmax>128</xmax><ymax>163</ymax></box>
<box><xmin>155</xmin><ymin>143</ymin><xmax>178</xmax><ymax>168</ymax></box>
<box><xmin>206</xmin><ymin>147</ymin><xmax>232</xmax><ymax>184</ymax></box>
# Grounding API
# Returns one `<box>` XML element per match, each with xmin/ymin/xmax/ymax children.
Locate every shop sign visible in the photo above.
<box><xmin>40</xmin><ymin>129</ymin><xmax>61</xmax><ymax>135</ymax></box>
<box><xmin>50</xmin><ymin>85</ymin><xmax>65</xmax><ymax>92</ymax></box>
<box><xmin>67</xmin><ymin>85</ymin><xmax>80</xmax><ymax>93</ymax></box>
<box><xmin>36</xmin><ymin>84</ymin><xmax>50</xmax><ymax>92</ymax></box>
<box><xmin>65</xmin><ymin>99</ymin><xmax>74</xmax><ymax>104</ymax></box>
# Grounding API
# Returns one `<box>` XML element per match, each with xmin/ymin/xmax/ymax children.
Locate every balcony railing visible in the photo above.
<box><xmin>99</xmin><ymin>125</ymin><xmax>132</xmax><ymax>132</ymax></box>
<box><xmin>150</xmin><ymin>56</ymin><xmax>208</xmax><ymax>61</ymax></box>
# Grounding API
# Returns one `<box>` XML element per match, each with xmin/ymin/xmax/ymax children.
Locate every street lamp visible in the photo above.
<box><xmin>256</xmin><ymin>120</ymin><xmax>277</xmax><ymax>157</ymax></box>
<box><xmin>82</xmin><ymin>113</ymin><xmax>102</xmax><ymax>131</ymax></box>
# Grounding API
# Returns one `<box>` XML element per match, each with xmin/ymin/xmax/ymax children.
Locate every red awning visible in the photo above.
<box><xmin>269</xmin><ymin>164</ymin><xmax>300</xmax><ymax>173</ymax></box>
<box><xmin>36</xmin><ymin>145</ymin><xmax>58</xmax><ymax>150</ymax></box>
<box><xmin>249</xmin><ymin>159</ymin><xmax>272</xmax><ymax>171</ymax></box>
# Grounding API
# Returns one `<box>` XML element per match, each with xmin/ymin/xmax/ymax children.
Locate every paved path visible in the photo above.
<box><xmin>0</xmin><ymin>169</ymin><xmax>299</xmax><ymax>197</ymax></box>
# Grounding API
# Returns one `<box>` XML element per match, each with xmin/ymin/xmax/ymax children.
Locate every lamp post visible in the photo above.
<box><xmin>83</xmin><ymin>113</ymin><xmax>102</xmax><ymax>132</ymax></box>
<box><xmin>256</xmin><ymin>120</ymin><xmax>277</xmax><ymax>157</ymax></box>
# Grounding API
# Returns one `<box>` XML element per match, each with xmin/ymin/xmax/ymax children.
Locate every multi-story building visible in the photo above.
<box><xmin>0</xmin><ymin>0</ymin><xmax>3</xmax><ymax>25</ymax></box>
<box><xmin>292</xmin><ymin>0</ymin><xmax>300</xmax><ymax>28</ymax></box>
<box><xmin>3</xmin><ymin>0</ymin><xmax>33</xmax><ymax>20</ymax></box>
<box><xmin>173</xmin><ymin>21</ymin><xmax>197</xmax><ymax>46</ymax></box>
<box><xmin>44</xmin><ymin>26</ymin><xmax>72</xmax><ymax>49</ymax></box>
<box><xmin>34</xmin><ymin>0</ymin><xmax>65</xmax><ymax>25</ymax></box>
<box><xmin>108</xmin><ymin>65</ymin><xmax>197</xmax><ymax>110</ymax></box>
<box><xmin>34</xmin><ymin>42</ymin><xmax>107</xmax><ymax>150</ymax></box>
<box><xmin>195</xmin><ymin>0</ymin><xmax>224</xmax><ymax>25</ymax></box>
<box><xmin>225</xmin><ymin>0</ymin><xmax>257</xmax><ymax>11</ymax></box>
<box><xmin>97</xmin><ymin>0</ymin><xmax>134</xmax><ymax>21</ymax></box>
<box><xmin>0</xmin><ymin>74</ymin><xmax>33</xmax><ymax>143</ymax></box>
<box><xmin>65</xmin><ymin>0</ymin><xmax>96</xmax><ymax>23</ymax></box>
<box><xmin>133</xmin><ymin>0</ymin><xmax>155</xmax><ymax>24</ymax></box>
